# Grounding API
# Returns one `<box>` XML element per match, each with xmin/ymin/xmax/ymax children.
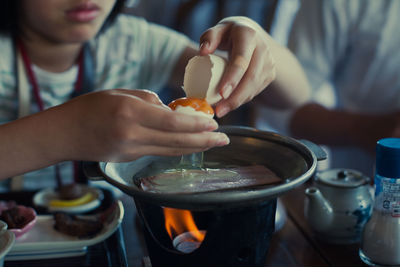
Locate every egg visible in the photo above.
<box><xmin>168</xmin><ymin>97</ymin><xmax>214</xmax><ymax>118</ymax></box>
<box><xmin>183</xmin><ymin>54</ymin><xmax>227</xmax><ymax>105</ymax></box>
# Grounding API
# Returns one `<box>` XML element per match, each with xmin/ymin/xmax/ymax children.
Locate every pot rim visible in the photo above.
<box><xmin>85</xmin><ymin>126</ymin><xmax>319</xmax><ymax>210</ymax></box>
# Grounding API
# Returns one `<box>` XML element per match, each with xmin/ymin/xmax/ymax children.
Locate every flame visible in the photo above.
<box><xmin>163</xmin><ymin>207</ymin><xmax>205</xmax><ymax>242</ymax></box>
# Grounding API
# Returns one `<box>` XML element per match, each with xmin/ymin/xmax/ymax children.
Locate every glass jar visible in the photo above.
<box><xmin>360</xmin><ymin>138</ymin><xmax>400</xmax><ymax>266</ymax></box>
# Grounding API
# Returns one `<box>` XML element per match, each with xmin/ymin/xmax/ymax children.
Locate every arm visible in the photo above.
<box><xmin>0</xmin><ymin>89</ymin><xmax>229</xmax><ymax>180</ymax></box>
<box><xmin>255</xmin><ymin>34</ymin><xmax>311</xmax><ymax>109</ymax></box>
<box><xmin>289</xmin><ymin>103</ymin><xmax>400</xmax><ymax>153</ymax></box>
<box><xmin>200</xmin><ymin>16</ymin><xmax>311</xmax><ymax>116</ymax></box>
<box><xmin>169</xmin><ymin>16</ymin><xmax>311</xmax><ymax>118</ymax></box>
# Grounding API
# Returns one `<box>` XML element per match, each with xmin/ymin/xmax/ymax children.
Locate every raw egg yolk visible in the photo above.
<box><xmin>168</xmin><ymin>97</ymin><xmax>214</xmax><ymax>116</ymax></box>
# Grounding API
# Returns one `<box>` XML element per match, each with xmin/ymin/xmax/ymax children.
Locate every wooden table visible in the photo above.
<box><xmin>265</xmin><ymin>180</ymin><xmax>368</xmax><ymax>267</ymax></box>
<box><xmin>119</xmin><ymin>179</ymin><xmax>369</xmax><ymax>266</ymax></box>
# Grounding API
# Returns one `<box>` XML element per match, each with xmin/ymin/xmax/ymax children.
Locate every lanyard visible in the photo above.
<box><xmin>16</xmin><ymin>39</ymin><xmax>90</xmax><ymax>184</ymax></box>
<box><xmin>17</xmin><ymin>39</ymin><xmax>84</xmax><ymax>111</ymax></box>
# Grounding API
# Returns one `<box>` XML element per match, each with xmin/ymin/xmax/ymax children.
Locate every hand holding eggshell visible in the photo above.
<box><xmin>199</xmin><ymin>16</ymin><xmax>277</xmax><ymax>117</ymax></box>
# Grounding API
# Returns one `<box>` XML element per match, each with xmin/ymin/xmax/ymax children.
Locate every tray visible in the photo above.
<box><xmin>5</xmin><ymin>200</ymin><xmax>124</xmax><ymax>261</ymax></box>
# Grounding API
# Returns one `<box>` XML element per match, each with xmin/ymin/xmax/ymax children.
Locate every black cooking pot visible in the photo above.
<box><xmin>83</xmin><ymin>126</ymin><xmax>326</xmax><ymax>210</ymax></box>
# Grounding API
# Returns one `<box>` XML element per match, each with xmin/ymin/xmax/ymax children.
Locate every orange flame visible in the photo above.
<box><xmin>163</xmin><ymin>207</ymin><xmax>205</xmax><ymax>242</ymax></box>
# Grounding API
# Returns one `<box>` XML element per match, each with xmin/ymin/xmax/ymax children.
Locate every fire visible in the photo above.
<box><xmin>163</xmin><ymin>207</ymin><xmax>205</xmax><ymax>242</ymax></box>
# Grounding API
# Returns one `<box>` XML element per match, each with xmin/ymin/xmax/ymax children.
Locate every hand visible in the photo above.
<box><xmin>199</xmin><ymin>16</ymin><xmax>276</xmax><ymax>117</ymax></box>
<box><xmin>353</xmin><ymin>111</ymin><xmax>400</xmax><ymax>153</ymax></box>
<box><xmin>52</xmin><ymin>89</ymin><xmax>229</xmax><ymax>162</ymax></box>
<box><xmin>289</xmin><ymin>103</ymin><xmax>400</xmax><ymax>154</ymax></box>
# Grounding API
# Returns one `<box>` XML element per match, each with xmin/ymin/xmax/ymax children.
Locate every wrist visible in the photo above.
<box><xmin>29</xmin><ymin>105</ymin><xmax>76</xmax><ymax>162</ymax></box>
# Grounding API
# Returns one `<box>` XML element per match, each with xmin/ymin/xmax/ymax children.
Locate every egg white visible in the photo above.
<box><xmin>174</xmin><ymin>105</ymin><xmax>214</xmax><ymax>119</ymax></box>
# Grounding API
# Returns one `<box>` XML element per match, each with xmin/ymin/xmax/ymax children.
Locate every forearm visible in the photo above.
<box><xmin>0</xmin><ymin>108</ymin><xmax>67</xmax><ymax>179</ymax></box>
<box><xmin>260</xmin><ymin>35</ymin><xmax>311</xmax><ymax>109</ymax></box>
<box><xmin>288</xmin><ymin>103</ymin><xmax>397</xmax><ymax>151</ymax></box>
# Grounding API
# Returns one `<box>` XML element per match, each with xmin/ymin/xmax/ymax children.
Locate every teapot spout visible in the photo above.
<box><xmin>304</xmin><ymin>187</ymin><xmax>334</xmax><ymax>232</ymax></box>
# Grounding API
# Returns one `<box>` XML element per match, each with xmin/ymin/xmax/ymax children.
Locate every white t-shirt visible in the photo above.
<box><xmin>0</xmin><ymin>15</ymin><xmax>190</xmax><ymax>189</ymax></box>
<box><xmin>257</xmin><ymin>0</ymin><xmax>400</xmax><ymax>177</ymax></box>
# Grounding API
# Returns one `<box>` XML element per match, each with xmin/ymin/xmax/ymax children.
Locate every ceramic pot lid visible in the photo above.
<box><xmin>316</xmin><ymin>168</ymin><xmax>370</xmax><ymax>188</ymax></box>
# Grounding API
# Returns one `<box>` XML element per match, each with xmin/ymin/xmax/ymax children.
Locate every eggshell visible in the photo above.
<box><xmin>183</xmin><ymin>54</ymin><xmax>227</xmax><ymax>105</ymax></box>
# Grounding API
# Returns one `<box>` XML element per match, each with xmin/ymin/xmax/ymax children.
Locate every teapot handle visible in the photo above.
<box><xmin>299</xmin><ymin>139</ymin><xmax>327</xmax><ymax>161</ymax></box>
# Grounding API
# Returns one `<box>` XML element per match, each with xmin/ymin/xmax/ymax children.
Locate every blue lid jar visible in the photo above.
<box><xmin>376</xmin><ymin>138</ymin><xmax>400</xmax><ymax>178</ymax></box>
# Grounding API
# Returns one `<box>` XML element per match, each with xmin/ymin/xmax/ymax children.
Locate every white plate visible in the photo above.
<box><xmin>5</xmin><ymin>200</ymin><xmax>124</xmax><ymax>261</ymax></box>
<box><xmin>33</xmin><ymin>186</ymin><xmax>104</xmax><ymax>213</ymax></box>
<box><xmin>0</xmin><ymin>231</ymin><xmax>15</xmax><ymax>266</ymax></box>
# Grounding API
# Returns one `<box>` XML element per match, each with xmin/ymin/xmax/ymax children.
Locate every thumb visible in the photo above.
<box><xmin>110</xmin><ymin>89</ymin><xmax>166</xmax><ymax>107</ymax></box>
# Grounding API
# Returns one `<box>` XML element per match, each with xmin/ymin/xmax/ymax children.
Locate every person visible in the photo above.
<box><xmin>258</xmin><ymin>0</ymin><xmax>400</xmax><ymax>177</ymax></box>
<box><xmin>0</xmin><ymin>0</ymin><xmax>310</xmax><ymax>187</ymax></box>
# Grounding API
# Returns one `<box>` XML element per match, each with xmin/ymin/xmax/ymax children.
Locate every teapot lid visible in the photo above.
<box><xmin>316</xmin><ymin>168</ymin><xmax>370</xmax><ymax>188</ymax></box>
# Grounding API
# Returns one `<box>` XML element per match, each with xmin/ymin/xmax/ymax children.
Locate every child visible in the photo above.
<box><xmin>0</xmin><ymin>0</ymin><xmax>310</xmax><ymax>187</ymax></box>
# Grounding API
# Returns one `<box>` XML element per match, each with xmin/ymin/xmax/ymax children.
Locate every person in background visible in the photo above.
<box><xmin>0</xmin><ymin>0</ymin><xmax>310</xmax><ymax>187</ymax></box>
<box><xmin>258</xmin><ymin>0</ymin><xmax>400</xmax><ymax>177</ymax></box>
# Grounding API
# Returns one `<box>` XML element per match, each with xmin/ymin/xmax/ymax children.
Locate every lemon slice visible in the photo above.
<box><xmin>49</xmin><ymin>192</ymin><xmax>95</xmax><ymax>208</ymax></box>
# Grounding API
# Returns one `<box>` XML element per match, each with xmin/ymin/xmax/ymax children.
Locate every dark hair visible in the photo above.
<box><xmin>0</xmin><ymin>0</ymin><xmax>127</xmax><ymax>35</ymax></box>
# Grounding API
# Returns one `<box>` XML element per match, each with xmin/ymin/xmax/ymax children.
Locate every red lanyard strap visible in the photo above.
<box><xmin>16</xmin><ymin>39</ymin><xmax>87</xmax><ymax>184</ymax></box>
<box><xmin>16</xmin><ymin>39</ymin><xmax>84</xmax><ymax>111</ymax></box>
<box><xmin>17</xmin><ymin>39</ymin><xmax>45</xmax><ymax>111</ymax></box>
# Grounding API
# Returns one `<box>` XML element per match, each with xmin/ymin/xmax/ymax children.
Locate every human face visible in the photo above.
<box><xmin>19</xmin><ymin>0</ymin><xmax>117</xmax><ymax>44</ymax></box>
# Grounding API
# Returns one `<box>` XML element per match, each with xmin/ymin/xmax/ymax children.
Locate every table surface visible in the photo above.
<box><xmin>120</xmin><ymin>179</ymin><xmax>370</xmax><ymax>267</ymax></box>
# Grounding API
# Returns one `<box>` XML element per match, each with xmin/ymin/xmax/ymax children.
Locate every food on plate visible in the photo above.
<box><xmin>49</xmin><ymin>183</ymin><xmax>96</xmax><ymax>208</ymax></box>
<box><xmin>168</xmin><ymin>97</ymin><xmax>214</xmax><ymax>118</ymax></box>
<box><xmin>49</xmin><ymin>192</ymin><xmax>95</xmax><ymax>208</ymax></box>
<box><xmin>0</xmin><ymin>207</ymin><xmax>27</xmax><ymax>229</ymax></box>
<box><xmin>183</xmin><ymin>54</ymin><xmax>227</xmax><ymax>105</ymax></box>
<box><xmin>58</xmin><ymin>183</ymin><xmax>85</xmax><ymax>200</ymax></box>
<box><xmin>53</xmin><ymin>212</ymin><xmax>103</xmax><ymax>238</ymax></box>
<box><xmin>0</xmin><ymin>201</ymin><xmax>37</xmax><ymax>238</ymax></box>
<box><xmin>33</xmin><ymin>185</ymin><xmax>103</xmax><ymax>213</ymax></box>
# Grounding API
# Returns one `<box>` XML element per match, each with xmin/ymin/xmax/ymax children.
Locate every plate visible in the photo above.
<box><xmin>0</xmin><ymin>220</ymin><xmax>7</xmax><ymax>235</ymax></box>
<box><xmin>33</xmin><ymin>186</ymin><xmax>103</xmax><ymax>213</ymax></box>
<box><xmin>5</xmin><ymin>200</ymin><xmax>124</xmax><ymax>261</ymax></box>
<box><xmin>0</xmin><ymin>231</ymin><xmax>15</xmax><ymax>266</ymax></box>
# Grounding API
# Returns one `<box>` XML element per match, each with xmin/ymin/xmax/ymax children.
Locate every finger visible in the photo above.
<box><xmin>138</xmin><ymin>103</ymin><xmax>219</xmax><ymax>132</ymax></box>
<box><xmin>111</xmin><ymin>89</ymin><xmax>166</xmax><ymax>107</ymax></box>
<box><xmin>199</xmin><ymin>23</ymin><xmax>230</xmax><ymax>55</ymax></box>
<box><xmin>215</xmin><ymin>47</ymin><xmax>266</xmax><ymax>118</ymax></box>
<box><xmin>132</xmin><ymin>126</ymin><xmax>230</xmax><ymax>148</ymax></box>
<box><xmin>218</xmin><ymin>26</ymin><xmax>257</xmax><ymax>101</ymax></box>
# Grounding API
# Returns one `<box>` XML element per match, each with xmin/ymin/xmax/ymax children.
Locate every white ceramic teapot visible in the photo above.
<box><xmin>304</xmin><ymin>169</ymin><xmax>373</xmax><ymax>244</ymax></box>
